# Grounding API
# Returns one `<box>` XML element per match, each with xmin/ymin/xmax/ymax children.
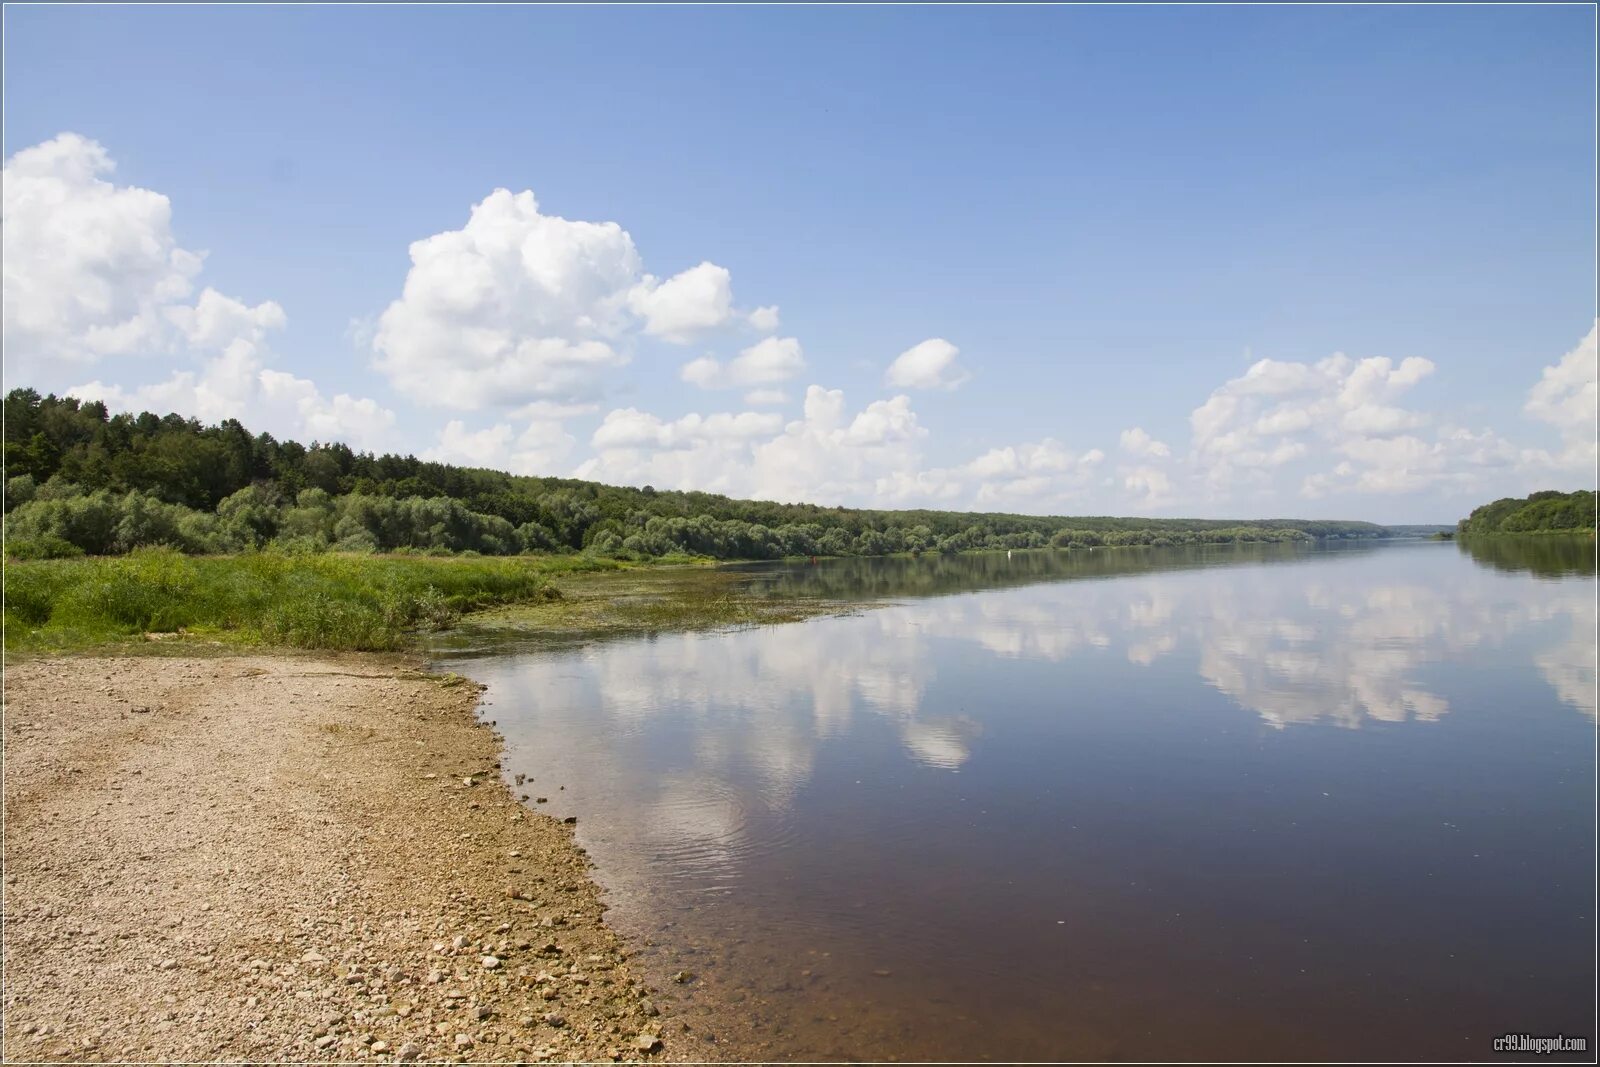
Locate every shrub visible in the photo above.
<box><xmin>6</xmin><ymin>535</ymin><xmax>85</xmax><ymax>560</ymax></box>
<box><xmin>6</xmin><ymin>474</ymin><xmax>37</xmax><ymax>512</ymax></box>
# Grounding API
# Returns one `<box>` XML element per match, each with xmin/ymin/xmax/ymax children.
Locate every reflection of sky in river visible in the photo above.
<box><xmin>449</xmin><ymin>543</ymin><xmax>1595</xmax><ymax>1060</ymax></box>
<box><xmin>520</xmin><ymin>547</ymin><xmax>1591</xmax><ymax>784</ymax></box>
<box><xmin>468</xmin><ymin>545</ymin><xmax>1593</xmax><ymax>877</ymax></box>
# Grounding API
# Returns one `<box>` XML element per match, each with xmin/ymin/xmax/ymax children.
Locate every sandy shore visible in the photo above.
<box><xmin>1</xmin><ymin>653</ymin><xmax>707</xmax><ymax>1063</ymax></box>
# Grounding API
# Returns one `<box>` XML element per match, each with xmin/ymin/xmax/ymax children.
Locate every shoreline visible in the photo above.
<box><xmin>1</xmin><ymin>652</ymin><xmax>713</xmax><ymax>1063</ymax></box>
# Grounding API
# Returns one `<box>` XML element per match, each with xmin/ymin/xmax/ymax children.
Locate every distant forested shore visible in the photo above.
<box><xmin>1457</xmin><ymin>490</ymin><xmax>1597</xmax><ymax>537</ymax></box>
<box><xmin>4</xmin><ymin>389</ymin><xmax>1391</xmax><ymax>561</ymax></box>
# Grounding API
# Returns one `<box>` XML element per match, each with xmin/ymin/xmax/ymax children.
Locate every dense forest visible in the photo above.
<box><xmin>3</xmin><ymin>389</ymin><xmax>1389</xmax><ymax>561</ymax></box>
<box><xmin>1456</xmin><ymin>490</ymin><xmax>1597</xmax><ymax>537</ymax></box>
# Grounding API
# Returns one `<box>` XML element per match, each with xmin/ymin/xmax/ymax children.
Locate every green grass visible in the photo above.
<box><xmin>3</xmin><ymin>548</ymin><xmax>618</xmax><ymax>654</ymax></box>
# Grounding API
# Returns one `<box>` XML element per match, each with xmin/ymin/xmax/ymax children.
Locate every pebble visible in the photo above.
<box><xmin>9</xmin><ymin>660</ymin><xmax>652</xmax><ymax>1064</ymax></box>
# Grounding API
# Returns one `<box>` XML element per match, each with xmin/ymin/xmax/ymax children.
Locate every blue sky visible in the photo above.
<box><xmin>4</xmin><ymin>5</ymin><xmax>1595</xmax><ymax>522</ymax></box>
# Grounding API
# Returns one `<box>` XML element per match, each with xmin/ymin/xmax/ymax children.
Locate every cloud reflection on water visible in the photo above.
<box><xmin>483</xmin><ymin>550</ymin><xmax>1593</xmax><ymax>863</ymax></box>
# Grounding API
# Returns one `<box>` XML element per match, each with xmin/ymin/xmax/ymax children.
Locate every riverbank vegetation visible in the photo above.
<box><xmin>1456</xmin><ymin>490</ymin><xmax>1597</xmax><ymax>537</ymax></box>
<box><xmin>3</xmin><ymin>549</ymin><xmax>612</xmax><ymax>653</ymax></box>
<box><xmin>6</xmin><ymin>390</ymin><xmax>1387</xmax><ymax>562</ymax></box>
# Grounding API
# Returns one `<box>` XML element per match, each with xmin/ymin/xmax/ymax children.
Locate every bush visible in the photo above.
<box><xmin>6</xmin><ymin>474</ymin><xmax>37</xmax><ymax>512</ymax></box>
<box><xmin>6</xmin><ymin>535</ymin><xmax>84</xmax><ymax>560</ymax></box>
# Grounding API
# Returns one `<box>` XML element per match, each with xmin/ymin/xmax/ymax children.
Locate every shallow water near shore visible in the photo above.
<box><xmin>433</xmin><ymin>540</ymin><xmax>1596</xmax><ymax>1061</ymax></box>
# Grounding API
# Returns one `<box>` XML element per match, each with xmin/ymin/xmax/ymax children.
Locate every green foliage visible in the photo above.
<box><xmin>6</xmin><ymin>473</ymin><xmax>38</xmax><ymax>511</ymax></box>
<box><xmin>5</xmin><ymin>535</ymin><xmax>85</xmax><ymax>560</ymax></box>
<box><xmin>3</xmin><ymin>549</ymin><xmax>595</xmax><ymax>653</ymax></box>
<box><xmin>4</xmin><ymin>388</ymin><xmax>1391</xmax><ymax>564</ymax></box>
<box><xmin>1457</xmin><ymin>490</ymin><xmax>1597</xmax><ymax>537</ymax></box>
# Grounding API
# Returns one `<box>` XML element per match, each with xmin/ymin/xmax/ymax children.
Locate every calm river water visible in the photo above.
<box><xmin>434</xmin><ymin>540</ymin><xmax>1595</xmax><ymax>1061</ymax></box>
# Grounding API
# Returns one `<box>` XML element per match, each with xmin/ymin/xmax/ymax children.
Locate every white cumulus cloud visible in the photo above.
<box><xmin>4</xmin><ymin>133</ymin><xmax>394</xmax><ymax>449</ymax></box>
<box><xmin>1188</xmin><ymin>352</ymin><xmax>1445</xmax><ymax>497</ymax></box>
<box><xmin>1120</xmin><ymin>427</ymin><xmax>1171</xmax><ymax>458</ymax></box>
<box><xmin>574</xmin><ymin>385</ymin><xmax>932</xmax><ymax>503</ymax></box>
<box><xmin>628</xmin><ymin>261</ymin><xmax>734</xmax><ymax>343</ymax></box>
<box><xmin>678</xmin><ymin>336</ymin><xmax>806</xmax><ymax>390</ymax></box>
<box><xmin>959</xmin><ymin>440</ymin><xmax>1105</xmax><ymax>509</ymax></box>
<box><xmin>73</xmin><ymin>354</ymin><xmax>398</xmax><ymax>452</ymax></box>
<box><xmin>371</xmin><ymin>188</ymin><xmax>639</xmax><ymax>411</ymax></box>
<box><xmin>0</xmin><ymin>133</ymin><xmax>297</xmax><ymax>384</ymax></box>
<box><xmin>421</xmin><ymin>418</ymin><xmax>575</xmax><ymax>475</ymax></box>
<box><xmin>1524</xmin><ymin>321</ymin><xmax>1598</xmax><ymax>470</ymax></box>
<box><xmin>3</xmin><ymin>133</ymin><xmax>204</xmax><ymax>371</ymax></box>
<box><xmin>747</xmin><ymin>305</ymin><xmax>781</xmax><ymax>333</ymax></box>
<box><xmin>371</xmin><ymin>188</ymin><xmax>781</xmax><ymax>411</ymax></box>
<box><xmin>591</xmin><ymin>408</ymin><xmax>783</xmax><ymax>451</ymax></box>
<box><xmin>885</xmin><ymin>338</ymin><xmax>970</xmax><ymax>391</ymax></box>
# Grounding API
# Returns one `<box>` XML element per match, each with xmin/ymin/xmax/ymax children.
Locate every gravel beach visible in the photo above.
<box><xmin>1</xmin><ymin>653</ymin><xmax>711</xmax><ymax>1063</ymax></box>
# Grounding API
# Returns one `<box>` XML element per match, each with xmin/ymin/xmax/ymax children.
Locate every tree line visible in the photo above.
<box><xmin>1456</xmin><ymin>490</ymin><xmax>1597</xmax><ymax>537</ymax></box>
<box><xmin>3</xmin><ymin>389</ymin><xmax>1390</xmax><ymax>560</ymax></box>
